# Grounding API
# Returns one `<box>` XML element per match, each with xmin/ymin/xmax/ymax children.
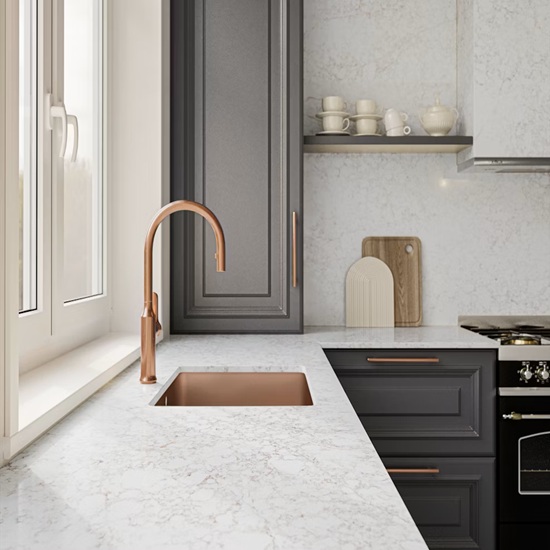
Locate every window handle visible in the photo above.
<box><xmin>46</xmin><ymin>93</ymin><xmax>68</xmax><ymax>157</ymax></box>
<box><xmin>67</xmin><ymin>114</ymin><xmax>79</xmax><ymax>162</ymax></box>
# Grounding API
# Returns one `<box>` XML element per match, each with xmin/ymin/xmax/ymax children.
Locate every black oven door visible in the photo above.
<box><xmin>500</xmin><ymin>396</ymin><xmax>550</xmax><ymax>526</ymax></box>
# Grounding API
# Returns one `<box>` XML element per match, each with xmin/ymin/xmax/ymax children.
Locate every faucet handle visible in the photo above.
<box><xmin>153</xmin><ymin>292</ymin><xmax>162</xmax><ymax>335</ymax></box>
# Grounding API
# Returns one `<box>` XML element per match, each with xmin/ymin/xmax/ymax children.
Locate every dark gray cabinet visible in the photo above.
<box><xmin>170</xmin><ymin>0</ymin><xmax>303</xmax><ymax>333</ymax></box>
<box><xmin>325</xmin><ymin>349</ymin><xmax>497</xmax><ymax>550</ymax></box>
<box><xmin>325</xmin><ymin>349</ymin><xmax>496</xmax><ymax>456</ymax></box>
<box><xmin>384</xmin><ymin>457</ymin><xmax>495</xmax><ymax>550</ymax></box>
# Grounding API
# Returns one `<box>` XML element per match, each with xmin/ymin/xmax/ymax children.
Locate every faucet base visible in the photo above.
<box><xmin>140</xmin><ymin>375</ymin><xmax>157</xmax><ymax>384</ymax></box>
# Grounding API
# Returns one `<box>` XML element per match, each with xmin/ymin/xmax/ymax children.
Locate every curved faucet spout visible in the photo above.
<box><xmin>140</xmin><ymin>200</ymin><xmax>226</xmax><ymax>384</ymax></box>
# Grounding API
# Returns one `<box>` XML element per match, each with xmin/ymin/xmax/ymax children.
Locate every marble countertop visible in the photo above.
<box><xmin>0</xmin><ymin>326</ymin><xmax>497</xmax><ymax>550</ymax></box>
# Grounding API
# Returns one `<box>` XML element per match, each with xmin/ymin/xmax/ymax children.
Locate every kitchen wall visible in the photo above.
<box><xmin>303</xmin><ymin>0</ymin><xmax>550</xmax><ymax>326</ymax></box>
<box><xmin>109</xmin><ymin>0</ymin><xmax>170</xmax><ymax>334</ymax></box>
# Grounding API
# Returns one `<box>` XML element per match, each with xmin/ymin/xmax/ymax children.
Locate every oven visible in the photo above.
<box><xmin>499</xmin><ymin>394</ymin><xmax>550</xmax><ymax>549</ymax></box>
<box><xmin>459</xmin><ymin>316</ymin><xmax>550</xmax><ymax>549</ymax></box>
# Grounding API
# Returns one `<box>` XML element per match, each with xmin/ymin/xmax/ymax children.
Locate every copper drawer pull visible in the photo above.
<box><xmin>367</xmin><ymin>357</ymin><xmax>440</xmax><ymax>363</ymax></box>
<box><xmin>292</xmin><ymin>211</ymin><xmax>297</xmax><ymax>288</ymax></box>
<box><xmin>386</xmin><ymin>468</ymin><xmax>440</xmax><ymax>474</ymax></box>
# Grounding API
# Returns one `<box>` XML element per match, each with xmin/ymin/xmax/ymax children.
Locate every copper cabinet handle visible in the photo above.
<box><xmin>386</xmin><ymin>468</ymin><xmax>440</xmax><ymax>474</ymax></box>
<box><xmin>367</xmin><ymin>357</ymin><xmax>440</xmax><ymax>363</ymax></box>
<box><xmin>292</xmin><ymin>211</ymin><xmax>297</xmax><ymax>288</ymax></box>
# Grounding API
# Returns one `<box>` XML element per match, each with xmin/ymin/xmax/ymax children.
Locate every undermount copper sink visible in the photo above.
<box><xmin>152</xmin><ymin>372</ymin><xmax>313</xmax><ymax>407</ymax></box>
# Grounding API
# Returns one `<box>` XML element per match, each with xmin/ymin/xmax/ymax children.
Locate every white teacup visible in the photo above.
<box><xmin>322</xmin><ymin>96</ymin><xmax>346</xmax><ymax>112</ymax></box>
<box><xmin>356</xmin><ymin>118</ymin><xmax>378</xmax><ymax>134</ymax></box>
<box><xmin>384</xmin><ymin>108</ymin><xmax>408</xmax><ymax>130</ymax></box>
<box><xmin>387</xmin><ymin>125</ymin><xmax>411</xmax><ymax>136</ymax></box>
<box><xmin>322</xmin><ymin>114</ymin><xmax>350</xmax><ymax>132</ymax></box>
<box><xmin>356</xmin><ymin>99</ymin><xmax>377</xmax><ymax>115</ymax></box>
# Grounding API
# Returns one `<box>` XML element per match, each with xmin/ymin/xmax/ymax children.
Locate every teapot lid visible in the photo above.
<box><xmin>426</xmin><ymin>93</ymin><xmax>451</xmax><ymax>113</ymax></box>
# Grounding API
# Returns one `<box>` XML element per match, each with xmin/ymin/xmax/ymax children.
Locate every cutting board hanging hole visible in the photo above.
<box><xmin>405</xmin><ymin>244</ymin><xmax>414</xmax><ymax>254</ymax></box>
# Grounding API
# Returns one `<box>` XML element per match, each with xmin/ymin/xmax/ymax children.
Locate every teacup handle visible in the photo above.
<box><xmin>452</xmin><ymin>108</ymin><xmax>459</xmax><ymax>121</ymax></box>
<box><xmin>342</xmin><ymin>118</ymin><xmax>350</xmax><ymax>131</ymax></box>
<box><xmin>401</xmin><ymin>112</ymin><xmax>409</xmax><ymax>122</ymax></box>
<box><xmin>403</xmin><ymin>125</ymin><xmax>412</xmax><ymax>135</ymax></box>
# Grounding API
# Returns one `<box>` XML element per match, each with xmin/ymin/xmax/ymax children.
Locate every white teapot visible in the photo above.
<box><xmin>419</xmin><ymin>94</ymin><xmax>459</xmax><ymax>136</ymax></box>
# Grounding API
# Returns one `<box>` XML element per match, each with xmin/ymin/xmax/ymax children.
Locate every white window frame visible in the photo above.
<box><xmin>19</xmin><ymin>0</ymin><xmax>110</xmax><ymax>371</ymax></box>
<box><xmin>3</xmin><ymin>0</ymin><xmax>168</xmax><ymax>463</ymax></box>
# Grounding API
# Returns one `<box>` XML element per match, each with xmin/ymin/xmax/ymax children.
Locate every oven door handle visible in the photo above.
<box><xmin>502</xmin><ymin>411</ymin><xmax>550</xmax><ymax>420</ymax></box>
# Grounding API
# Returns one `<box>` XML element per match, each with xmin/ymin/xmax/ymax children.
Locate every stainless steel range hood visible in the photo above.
<box><xmin>457</xmin><ymin>157</ymin><xmax>550</xmax><ymax>174</ymax></box>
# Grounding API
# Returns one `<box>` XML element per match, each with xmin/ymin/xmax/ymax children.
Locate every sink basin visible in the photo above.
<box><xmin>151</xmin><ymin>371</ymin><xmax>313</xmax><ymax>406</ymax></box>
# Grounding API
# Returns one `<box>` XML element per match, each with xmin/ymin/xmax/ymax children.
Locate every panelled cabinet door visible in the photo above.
<box><xmin>384</xmin><ymin>457</ymin><xmax>495</xmax><ymax>550</ymax></box>
<box><xmin>325</xmin><ymin>349</ymin><xmax>496</xmax><ymax>455</ymax></box>
<box><xmin>170</xmin><ymin>0</ymin><xmax>303</xmax><ymax>333</ymax></box>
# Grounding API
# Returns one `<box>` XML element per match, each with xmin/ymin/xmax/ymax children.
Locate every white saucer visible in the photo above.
<box><xmin>315</xmin><ymin>130</ymin><xmax>351</xmax><ymax>135</ymax></box>
<box><xmin>353</xmin><ymin>132</ymin><xmax>382</xmax><ymax>137</ymax></box>
<box><xmin>350</xmin><ymin>113</ymin><xmax>383</xmax><ymax>121</ymax></box>
<box><xmin>315</xmin><ymin>111</ymin><xmax>350</xmax><ymax>119</ymax></box>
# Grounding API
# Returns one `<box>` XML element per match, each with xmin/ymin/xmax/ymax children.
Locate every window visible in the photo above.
<box><xmin>18</xmin><ymin>0</ymin><xmax>108</xmax><ymax>367</ymax></box>
<box><xmin>18</xmin><ymin>0</ymin><xmax>37</xmax><ymax>313</ymax></box>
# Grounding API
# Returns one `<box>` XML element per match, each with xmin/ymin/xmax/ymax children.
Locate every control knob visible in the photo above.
<box><xmin>519</xmin><ymin>362</ymin><xmax>533</xmax><ymax>382</ymax></box>
<box><xmin>535</xmin><ymin>362</ymin><xmax>549</xmax><ymax>383</ymax></box>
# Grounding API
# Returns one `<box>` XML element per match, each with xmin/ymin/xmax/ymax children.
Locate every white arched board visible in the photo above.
<box><xmin>346</xmin><ymin>257</ymin><xmax>395</xmax><ymax>328</ymax></box>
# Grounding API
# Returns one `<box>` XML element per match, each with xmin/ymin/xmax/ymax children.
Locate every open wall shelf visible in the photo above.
<box><xmin>303</xmin><ymin>135</ymin><xmax>473</xmax><ymax>154</ymax></box>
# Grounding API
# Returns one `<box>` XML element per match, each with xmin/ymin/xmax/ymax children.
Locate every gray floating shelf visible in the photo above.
<box><xmin>303</xmin><ymin>135</ymin><xmax>473</xmax><ymax>154</ymax></box>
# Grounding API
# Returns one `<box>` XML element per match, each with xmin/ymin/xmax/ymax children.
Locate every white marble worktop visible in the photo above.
<box><xmin>0</xmin><ymin>327</ymin><xmax>496</xmax><ymax>550</ymax></box>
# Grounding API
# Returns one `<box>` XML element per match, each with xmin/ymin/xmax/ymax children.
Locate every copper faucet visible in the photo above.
<box><xmin>140</xmin><ymin>200</ymin><xmax>226</xmax><ymax>384</ymax></box>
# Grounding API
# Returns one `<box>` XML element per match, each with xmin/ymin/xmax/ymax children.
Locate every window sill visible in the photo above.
<box><xmin>10</xmin><ymin>332</ymin><xmax>141</xmax><ymax>460</ymax></box>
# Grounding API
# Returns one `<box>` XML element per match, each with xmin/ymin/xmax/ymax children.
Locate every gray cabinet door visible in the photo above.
<box><xmin>325</xmin><ymin>349</ymin><xmax>496</xmax><ymax>455</ymax></box>
<box><xmin>384</xmin><ymin>457</ymin><xmax>495</xmax><ymax>550</ymax></box>
<box><xmin>170</xmin><ymin>0</ymin><xmax>303</xmax><ymax>333</ymax></box>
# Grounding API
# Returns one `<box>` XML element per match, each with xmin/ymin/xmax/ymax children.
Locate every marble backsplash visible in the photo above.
<box><xmin>303</xmin><ymin>0</ymin><xmax>550</xmax><ymax>326</ymax></box>
<box><xmin>304</xmin><ymin>0</ymin><xmax>457</xmax><ymax>136</ymax></box>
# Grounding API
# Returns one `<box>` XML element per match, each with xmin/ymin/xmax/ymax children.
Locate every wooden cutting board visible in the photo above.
<box><xmin>362</xmin><ymin>237</ymin><xmax>422</xmax><ymax>326</ymax></box>
<box><xmin>345</xmin><ymin>257</ymin><xmax>395</xmax><ymax>328</ymax></box>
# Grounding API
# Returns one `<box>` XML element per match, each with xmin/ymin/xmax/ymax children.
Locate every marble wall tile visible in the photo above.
<box><xmin>303</xmin><ymin>1</ymin><xmax>550</xmax><ymax>326</ymax></box>
<box><xmin>303</xmin><ymin>153</ymin><xmax>550</xmax><ymax>326</ymax></box>
<box><xmin>304</xmin><ymin>0</ymin><xmax>457</xmax><ymax>136</ymax></box>
<box><xmin>472</xmin><ymin>0</ymin><xmax>550</xmax><ymax>157</ymax></box>
<box><xmin>457</xmin><ymin>0</ymin><xmax>474</xmax><ymax>158</ymax></box>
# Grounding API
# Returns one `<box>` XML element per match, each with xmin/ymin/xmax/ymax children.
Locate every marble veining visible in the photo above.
<box><xmin>304</xmin><ymin>0</ymin><xmax>457</xmax><ymax>136</ymax></box>
<box><xmin>304</xmin><ymin>153</ymin><xmax>550</xmax><ymax>326</ymax></box>
<box><xmin>456</xmin><ymin>0</ymin><xmax>474</xmax><ymax>156</ymax></box>
<box><xmin>0</xmin><ymin>328</ymin><xmax>496</xmax><ymax>550</ymax></box>
<box><xmin>303</xmin><ymin>0</ymin><xmax>550</xmax><ymax>327</ymax></box>
<box><xmin>471</xmin><ymin>0</ymin><xmax>550</xmax><ymax>158</ymax></box>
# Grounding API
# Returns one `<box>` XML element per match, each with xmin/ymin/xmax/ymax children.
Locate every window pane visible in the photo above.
<box><xmin>63</xmin><ymin>0</ymin><xmax>103</xmax><ymax>303</ymax></box>
<box><xmin>18</xmin><ymin>0</ymin><xmax>37</xmax><ymax>313</ymax></box>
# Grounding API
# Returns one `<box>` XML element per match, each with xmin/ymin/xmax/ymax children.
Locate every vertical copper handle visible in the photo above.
<box><xmin>292</xmin><ymin>211</ymin><xmax>297</xmax><ymax>288</ymax></box>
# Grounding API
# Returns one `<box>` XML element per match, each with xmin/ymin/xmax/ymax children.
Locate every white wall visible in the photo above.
<box><xmin>109</xmin><ymin>0</ymin><xmax>169</xmax><ymax>334</ymax></box>
<box><xmin>303</xmin><ymin>0</ymin><xmax>550</xmax><ymax>326</ymax></box>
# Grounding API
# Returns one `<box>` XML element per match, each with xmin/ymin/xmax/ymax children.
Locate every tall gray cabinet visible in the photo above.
<box><xmin>170</xmin><ymin>0</ymin><xmax>303</xmax><ymax>333</ymax></box>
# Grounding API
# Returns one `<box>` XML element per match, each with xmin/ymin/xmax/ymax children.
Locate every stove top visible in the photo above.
<box><xmin>469</xmin><ymin>330</ymin><xmax>550</xmax><ymax>346</ymax></box>
<box><xmin>459</xmin><ymin>316</ymin><xmax>550</xmax><ymax>393</ymax></box>
<box><xmin>459</xmin><ymin>315</ymin><xmax>550</xmax><ymax>362</ymax></box>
